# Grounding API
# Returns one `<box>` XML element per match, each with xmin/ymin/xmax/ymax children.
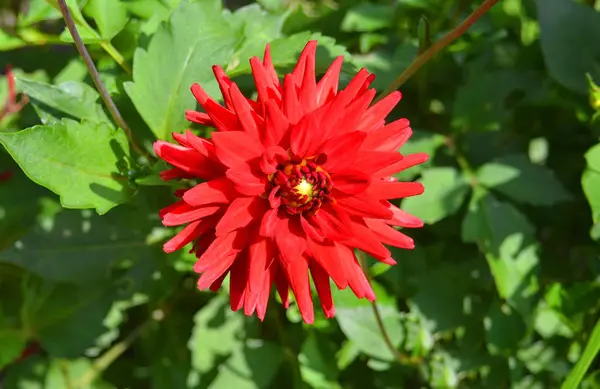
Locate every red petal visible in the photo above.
<box><xmin>368</xmin><ymin>181</ymin><xmax>425</xmax><ymax>199</ymax></box>
<box><xmin>262</xmin><ymin>43</ymin><xmax>280</xmax><ymax>89</ymax></box>
<box><xmin>190</xmin><ymin>83</ymin><xmax>240</xmax><ymax>132</ymax></box>
<box><xmin>212</xmin><ymin>65</ymin><xmax>234</xmax><ymax>109</ymax></box>
<box><xmin>386</xmin><ymin>203</ymin><xmax>424</xmax><ymax>228</ymax></box>
<box><xmin>229</xmin><ymin>83</ymin><xmax>260</xmax><ymax>139</ymax></box>
<box><xmin>260</xmin><ymin>208</ymin><xmax>278</xmax><ymax>237</ymax></box>
<box><xmin>194</xmin><ymin>230</ymin><xmax>245</xmax><ymax>273</ymax></box>
<box><xmin>362</xmin><ymin>119</ymin><xmax>411</xmax><ymax>151</ymax></box>
<box><xmin>215</xmin><ymin>196</ymin><xmax>265</xmax><ymax>236</ymax></box>
<box><xmin>331</xmin><ymin>170</ymin><xmax>370</xmax><ymax>195</ymax></box>
<box><xmin>264</xmin><ymin>100</ymin><xmax>290</xmax><ymax>147</ymax></box>
<box><xmin>353</xmin><ymin>151</ymin><xmax>404</xmax><ymax>176</ymax></box>
<box><xmin>212</xmin><ymin>131</ymin><xmax>263</xmax><ymax>168</ymax></box>
<box><xmin>299</xmin><ymin>41</ymin><xmax>317</xmax><ymax>113</ymax></box>
<box><xmin>182</xmin><ymin>177</ymin><xmax>237</xmax><ymax>207</ymax></box>
<box><xmin>248</xmin><ymin>236</ymin><xmax>273</xmax><ymax>294</ymax></box>
<box><xmin>226</xmin><ymin>164</ymin><xmax>268</xmax><ymax>196</ymax></box>
<box><xmin>196</xmin><ymin>252</ymin><xmax>237</xmax><ymax>290</ymax></box>
<box><xmin>229</xmin><ymin>251</ymin><xmax>248</xmax><ymax>311</ymax></box>
<box><xmin>344</xmin><ymin>219</ymin><xmax>391</xmax><ymax>260</ymax></box>
<box><xmin>336</xmin><ymin>193</ymin><xmax>393</xmax><ymax>219</ymax></box>
<box><xmin>283</xmin><ymin>256</ymin><xmax>314</xmax><ymax>324</ymax></box>
<box><xmin>273</xmin><ymin>261</ymin><xmax>290</xmax><ymax>308</ymax></box>
<box><xmin>290</xmin><ymin>114</ymin><xmax>320</xmax><ymax>158</ymax></box>
<box><xmin>365</xmin><ymin>218</ymin><xmax>415</xmax><ymax>249</ymax></box>
<box><xmin>356</xmin><ymin>91</ymin><xmax>402</xmax><ymax>132</ymax></box>
<box><xmin>320</xmin><ymin>131</ymin><xmax>367</xmax><ymax>173</ymax></box>
<box><xmin>162</xmin><ymin>204</ymin><xmax>222</xmax><ymax>227</ymax></box>
<box><xmin>154</xmin><ymin>141</ymin><xmax>218</xmax><ymax>179</ymax></box>
<box><xmin>307</xmin><ymin>239</ymin><xmax>347</xmax><ymax>289</ymax></box>
<box><xmin>375</xmin><ymin>152</ymin><xmax>429</xmax><ymax>178</ymax></box>
<box><xmin>310</xmin><ymin>259</ymin><xmax>335</xmax><ymax>318</ymax></box>
<box><xmin>274</xmin><ymin>216</ymin><xmax>307</xmax><ymax>264</ymax></box>
<box><xmin>185</xmin><ymin>110</ymin><xmax>213</xmax><ymax>126</ymax></box>
<box><xmin>300</xmin><ymin>215</ymin><xmax>325</xmax><ymax>242</ymax></box>
<box><xmin>283</xmin><ymin>74</ymin><xmax>301</xmax><ymax>124</ymax></box>
<box><xmin>163</xmin><ymin>217</ymin><xmax>215</xmax><ymax>253</ymax></box>
<box><xmin>316</xmin><ymin>56</ymin><xmax>343</xmax><ymax>105</ymax></box>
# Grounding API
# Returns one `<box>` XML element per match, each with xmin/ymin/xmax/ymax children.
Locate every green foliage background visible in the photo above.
<box><xmin>1</xmin><ymin>0</ymin><xmax>600</xmax><ymax>387</ymax></box>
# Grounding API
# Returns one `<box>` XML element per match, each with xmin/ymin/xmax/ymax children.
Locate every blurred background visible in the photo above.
<box><xmin>1</xmin><ymin>0</ymin><xmax>600</xmax><ymax>388</ymax></box>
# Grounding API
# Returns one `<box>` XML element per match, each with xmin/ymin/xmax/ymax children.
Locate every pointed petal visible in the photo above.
<box><xmin>364</xmin><ymin>218</ymin><xmax>415</xmax><ymax>249</ymax></box>
<box><xmin>162</xmin><ymin>204</ymin><xmax>222</xmax><ymax>227</ymax></box>
<box><xmin>212</xmin><ymin>131</ymin><xmax>263</xmax><ymax>168</ymax></box>
<box><xmin>362</xmin><ymin>119</ymin><xmax>411</xmax><ymax>150</ymax></box>
<box><xmin>374</xmin><ymin>152</ymin><xmax>429</xmax><ymax>178</ymax></box>
<box><xmin>316</xmin><ymin>56</ymin><xmax>343</xmax><ymax>104</ymax></box>
<box><xmin>183</xmin><ymin>177</ymin><xmax>237</xmax><ymax>206</ymax></box>
<box><xmin>368</xmin><ymin>181</ymin><xmax>425</xmax><ymax>199</ymax></box>
<box><xmin>283</xmin><ymin>256</ymin><xmax>314</xmax><ymax>324</ymax></box>
<box><xmin>319</xmin><ymin>131</ymin><xmax>367</xmax><ymax>173</ymax></box>
<box><xmin>310</xmin><ymin>259</ymin><xmax>335</xmax><ymax>318</ymax></box>
<box><xmin>331</xmin><ymin>170</ymin><xmax>371</xmax><ymax>195</ymax></box>
<box><xmin>356</xmin><ymin>91</ymin><xmax>402</xmax><ymax>132</ymax></box>
<box><xmin>163</xmin><ymin>217</ymin><xmax>216</xmax><ymax>253</ymax></box>
<box><xmin>386</xmin><ymin>203</ymin><xmax>424</xmax><ymax>228</ymax></box>
<box><xmin>307</xmin><ymin>239</ymin><xmax>347</xmax><ymax>289</ymax></box>
<box><xmin>215</xmin><ymin>196</ymin><xmax>265</xmax><ymax>236</ymax></box>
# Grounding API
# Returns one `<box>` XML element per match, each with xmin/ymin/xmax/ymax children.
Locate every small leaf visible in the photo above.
<box><xmin>333</xmin><ymin>281</ymin><xmax>404</xmax><ymax>362</ymax></box>
<box><xmin>484</xmin><ymin>301</ymin><xmax>526</xmax><ymax>355</ymax></box>
<box><xmin>477</xmin><ymin>154</ymin><xmax>570</xmax><ymax>206</ymax></box>
<box><xmin>462</xmin><ymin>188</ymin><xmax>540</xmax><ymax>316</ymax></box>
<box><xmin>83</xmin><ymin>0</ymin><xmax>128</xmax><ymax>40</ymax></box>
<box><xmin>124</xmin><ymin>0</ymin><xmax>238</xmax><ymax>139</ymax></box>
<box><xmin>537</xmin><ymin>0</ymin><xmax>600</xmax><ymax>93</ymax></box>
<box><xmin>299</xmin><ymin>333</ymin><xmax>341</xmax><ymax>389</ymax></box>
<box><xmin>17</xmin><ymin>78</ymin><xmax>111</xmax><ymax>125</ymax></box>
<box><xmin>582</xmin><ymin>144</ymin><xmax>600</xmax><ymax>240</ymax></box>
<box><xmin>0</xmin><ymin>119</ymin><xmax>134</xmax><ymax>214</ymax></box>
<box><xmin>402</xmin><ymin>167</ymin><xmax>470</xmax><ymax>224</ymax></box>
<box><xmin>341</xmin><ymin>4</ymin><xmax>393</xmax><ymax>32</ymax></box>
<box><xmin>561</xmin><ymin>319</ymin><xmax>600</xmax><ymax>389</ymax></box>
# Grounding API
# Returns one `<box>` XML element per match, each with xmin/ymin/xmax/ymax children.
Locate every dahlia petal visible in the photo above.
<box><xmin>248</xmin><ymin>236</ymin><xmax>273</xmax><ymax>294</ymax></box>
<box><xmin>250</xmin><ymin>56</ymin><xmax>281</xmax><ymax>106</ymax></box>
<box><xmin>212</xmin><ymin>65</ymin><xmax>234</xmax><ymax>109</ymax></box>
<box><xmin>353</xmin><ymin>151</ymin><xmax>404</xmax><ymax>176</ymax></box>
<box><xmin>300</xmin><ymin>215</ymin><xmax>325</xmax><ymax>242</ymax></box>
<box><xmin>226</xmin><ymin>164</ymin><xmax>268</xmax><ymax>196</ymax></box>
<box><xmin>365</xmin><ymin>218</ymin><xmax>415</xmax><ymax>249</ymax></box>
<box><xmin>320</xmin><ymin>131</ymin><xmax>367</xmax><ymax>173</ymax></box>
<box><xmin>273</xmin><ymin>261</ymin><xmax>290</xmax><ymax>308</ymax></box>
<box><xmin>334</xmin><ymin>89</ymin><xmax>376</xmax><ymax>136</ymax></box>
<box><xmin>336</xmin><ymin>244</ymin><xmax>374</xmax><ymax>300</ymax></box>
<box><xmin>229</xmin><ymin>252</ymin><xmax>248</xmax><ymax>311</ymax></box>
<box><xmin>292</xmin><ymin>40</ymin><xmax>317</xmax><ymax>88</ymax></box>
<box><xmin>182</xmin><ymin>177</ymin><xmax>237</xmax><ymax>206</ymax></box>
<box><xmin>260</xmin><ymin>209</ymin><xmax>278</xmax><ymax>237</ymax></box>
<box><xmin>339</xmin><ymin>68</ymin><xmax>371</xmax><ymax>105</ymax></box>
<box><xmin>356</xmin><ymin>91</ymin><xmax>402</xmax><ymax>132</ymax></box>
<box><xmin>300</xmin><ymin>41</ymin><xmax>317</xmax><ymax>112</ymax></box>
<box><xmin>154</xmin><ymin>141</ymin><xmax>217</xmax><ymax>179</ymax></box>
<box><xmin>368</xmin><ymin>181</ymin><xmax>425</xmax><ymax>199</ymax></box>
<box><xmin>185</xmin><ymin>110</ymin><xmax>213</xmax><ymax>126</ymax></box>
<box><xmin>163</xmin><ymin>218</ymin><xmax>215</xmax><ymax>253</ymax></box>
<box><xmin>284</xmin><ymin>256</ymin><xmax>314</xmax><ymax>324</ymax></box>
<box><xmin>290</xmin><ymin>114</ymin><xmax>320</xmax><ymax>158</ymax></box>
<box><xmin>194</xmin><ymin>230</ymin><xmax>245</xmax><ymax>273</ymax></box>
<box><xmin>310</xmin><ymin>259</ymin><xmax>335</xmax><ymax>318</ymax></box>
<box><xmin>312</xmin><ymin>204</ymin><xmax>354</xmax><ymax>240</ymax></box>
<box><xmin>184</xmin><ymin>130</ymin><xmax>218</xmax><ymax>159</ymax></box>
<box><xmin>283</xmin><ymin>74</ymin><xmax>302</xmax><ymax>124</ymax></box>
<box><xmin>275</xmin><ymin>216</ymin><xmax>307</xmax><ymax>264</ymax></box>
<box><xmin>215</xmin><ymin>196</ymin><xmax>266</xmax><ymax>236</ymax></box>
<box><xmin>159</xmin><ymin>199</ymin><xmax>188</xmax><ymax>218</ymax></box>
<box><xmin>209</xmin><ymin>273</ymin><xmax>227</xmax><ymax>292</ymax></box>
<box><xmin>162</xmin><ymin>204</ymin><xmax>221</xmax><ymax>227</ymax></box>
<box><xmin>264</xmin><ymin>100</ymin><xmax>290</xmax><ymax>147</ymax></box>
<box><xmin>375</xmin><ymin>152</ymin><xmax>430</xmax><ymax>178</ymax></box>
<box><xmin>172</xmin><ymin>131</ymin><xmax>189</xmax><ymax>146</ymax></box>
<box><xmin>386</xmin><ymin>203</ymin><xmax>424</xmax><ymax>228</ymax></box>
<box><xmin>244</xmin><ymin>289</ymin><xmax>259</xmax><ymax>317</ymax></box>
<box><xmin>316</xmin><ymin>56</ymin><xmax>343</xmax><ymax>105</ymax></box>
<box><xmin>362</xmin><ymin>119</ymin><xmax>411</xmax><ymax>151</ymax></box>
<box><xmin>345</xmin><ymin>222</ymin><xmax>391</xmax><ymax>260</ymax></box>
<box><xmin>262</xmin><ymin>43</ymin><xmax>280</xmax><ymax>88</ymax></box>
<box><xmin>159</xmin><ymin>167</ymin><xmax>194</xmax><ymax>181</ymax></box>
<box><xmin>336</xmin><ymin>193</ymin><xmax>393</xmax><ymax>219</ymax></box>
<box><xmin>212</xmin><ymin>131</ymin><xmax>263</xmax><ymax>168</ymax></box>
<box><xmin>190</xmin><ymin>83</ymin><xmax>241</xmax><ymax>132</ymax></box>
<box><xmin>197</xmin><ymin>252</ymin><xmax>237</xmax><ymax>290</ymax></box>
<box><xmin>307</xmin><ymin>239</ymin><xmax>348</xmax><ymax>289</ymax></box>
<box><xmin>229</xmin><ymin>83</ymin><xmax>260</xmax><ymax>139</ymax></box>
<box><xmin>256</xmin><ymin>265</ymin><xmax>273</xmax><ymax>320</ymax></box>
<box><xmin>331</xmin><ymin>170</ymin><xmax>371</xmax><ymax>195</ymax></box>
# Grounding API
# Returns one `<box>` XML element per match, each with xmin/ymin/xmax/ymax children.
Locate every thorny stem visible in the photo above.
<box><xmin>56</xmin><ymin>0</ymin><xmax>151</xmax><ymax>161</ymax></box>
<box><xmin>358</xmin><ymin>251</ymin><xmax>422</xmax><ymax>365</ymax></box>
<box><xmin>376</xmin><ymin>0</ymin><xmax>500</xmax><ymax>100</ymax></box>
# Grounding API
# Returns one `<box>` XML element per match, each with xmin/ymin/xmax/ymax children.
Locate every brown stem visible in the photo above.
<box><xmin>376</xmin><ymin>0</ymin><xmax>500</xmax><ymax>100</ymax></box>
<box><xmin>357</xmin><ymin>251</ymin><xmax>421</xmax><ymax>365</ymax></box>
<box><xmin>56</xmin><ymin>0</ymin><xmax>152</xmax><ymax>161</ymax></box>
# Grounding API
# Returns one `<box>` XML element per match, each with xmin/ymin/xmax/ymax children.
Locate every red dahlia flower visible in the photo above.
<box><xmin>155</xmin><ymin>41</ymin><xmax>428</xmax><ymax>323</ymax></box>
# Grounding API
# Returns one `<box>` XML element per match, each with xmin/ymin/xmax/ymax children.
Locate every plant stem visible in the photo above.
<box><xmin>100</xmin><ymin>42</ymin><xmax>132</xmax><ymax>74</ymax></box>
<box><xmin>377</xmin><ymin>0</ymin><xmax>500</xmax><ymax>100</ymax></box>
<box><xmin>357</xmin><ymin>251</ymin><xmax>421</xmax><ymax>365</ymax></box>
<box><xmin>56</xmin><ymin>0</ymin><xmax>150</xmax><ymax>161</ymax></box>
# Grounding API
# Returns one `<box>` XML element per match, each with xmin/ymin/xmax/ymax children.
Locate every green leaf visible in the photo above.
<box><xmin>46</xmin><ymin>0</ymin><xmax>102</xmax><ymax>43</ymax></box>
<box><xmin>17</xmin><ymin>78</ymin><xmax>112</xmax><ymax>125</ymax></box>
<box><xmin>0</xmin><ymin>119</ymin><xmax>134</xmax><ymax>214</ymax></box>
<box><xmin>83</xmin><ymin>0</ymin><xmax>128</xmax><ymax>40</ymax></box>
<box><xmin>340</xmin><ymin>4</ymin><xmax>393</xmax><ymax>32</ymax></box>
<box><xmin>477</xmin><ymin>154</ymin><xmax>570</xmax><ymax>206</ymax></box>
<box><xmin>333</xmin><ymin>281</ymin><xmax>404</xmax><ymax>362</ymax></box>
<box><xmin>537</xmin><ymin>0</ymin><xmax>600</xmax><ymax>93</ymax></box>
<box><xmin>124</xmin><ymin>0</ymin><xmax>238</xmax><ymax>140</ymax></box>
<box><xmin>299</xmin><ymin>333</ymin><xmax>341</xmax><ymax>389</ymax></box>
<box><xmin>484</xmin><ymin>301</ymin><xmax>526</xmax><ymax>355</ymax></box>
<box><xmin>462</xmin><ymin>188</ymin><xmax>540</xmax><ymax>316</ymax></box>
<box><xmin>208</xmin><ymin>341</ymin><xmax>285</xmax><ymax>389</ymax></box>
<box><xmin>402</xmin><ymin>167</ymin><xmax>470</xmax><ymax>224</ymax></box>
<box><xmin>582</xmin><ymin>144</ymin><xmax>600</xmax><ymax>240</ymax></box>
<box><xmin>0</xmin><ymin>208</ymin><xmax>152</xmax><ymax>284</ymax></box>
<box><xmin>562</xmin><ymin>319</ymin><xmax>600</xmax><ymax>389</ymax></box>
<box><xmin>188</xmin><ymin>295</ymin><xmax>245</xmax><ymax>373</ymax></box>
